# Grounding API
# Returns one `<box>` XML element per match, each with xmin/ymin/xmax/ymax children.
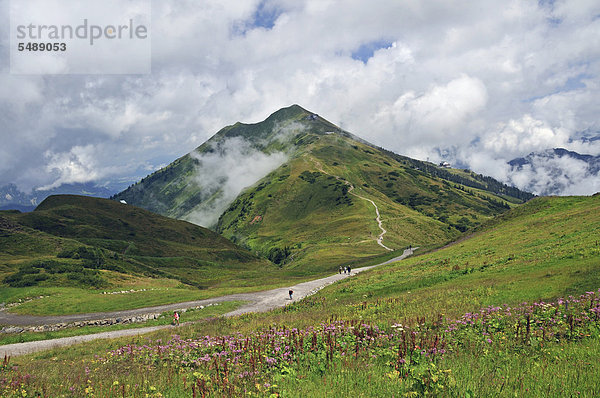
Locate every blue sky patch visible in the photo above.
<box><xmin>524</xmin><ymin>72</ymin><xmax>591</xmax><ymax>102</ymax></box>
<box><xmin>351</xmin><ymin>39</ymin><xmax>394</xmax><ymax>63</ymax></box>
<box><xmin>233</xmin><ymin>1</ymin><xmax>284</xmax><ymax>35</ymax></box>
<box><xmin>561</xmin><ymin>73</ymin><xmax>591</xmax><ymax>91</ymax></box>
<box><xmin>252</xmin><ymin>1</ymin><xmax>282</xmax><ymax>29</ymax></box>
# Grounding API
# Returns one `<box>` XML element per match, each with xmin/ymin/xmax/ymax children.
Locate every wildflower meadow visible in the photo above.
<box><xmin>2</xmin><ymin>289</ymin><xmax>599</xmax><ymax>397</ymax></box>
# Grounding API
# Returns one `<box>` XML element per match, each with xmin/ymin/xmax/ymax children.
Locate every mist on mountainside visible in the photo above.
<box><xmin>184</xmin><ymin>122</ymin><xmax>308</xmax><ymax>227</ymax></box>
<box><xmin>185</xmin><ymin>138</ymin><xmax>286</xmax><ymax>227</ymax></box>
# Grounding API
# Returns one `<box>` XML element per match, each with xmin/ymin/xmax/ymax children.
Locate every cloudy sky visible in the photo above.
<box><xmin>1</xmin><ymin>0</ymin><xmax>599</xmax><ymax>196</ymax></box>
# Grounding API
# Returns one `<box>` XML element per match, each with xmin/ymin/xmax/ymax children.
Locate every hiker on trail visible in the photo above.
<box><xmin>339</xmin><ymin>266</ymin><xmax>342</xmax><ymax>274</ymax></box>
<box><xmin>173</xmin><ymin>311</ymin><xmax>180</xmax><ymax>326</ymax></box>
<box><xmin>289</xmin><ymin>289</ymin><xmax>294</xmax><ymax>300</ymax></box>
<box><xmin>344</xmin><ymin>267</ymin><xmax>347</xmax><ymax>274</ymax></box>
<box><xmin>347</xmin><ymin>266</ymin><xmax>351</xmax><ymax>274</ymax></box>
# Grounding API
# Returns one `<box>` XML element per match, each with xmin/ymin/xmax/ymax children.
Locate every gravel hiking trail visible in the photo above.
<box><xmin>310</xmin><ymin>156</ymin><xmax>393</xmax><ymax>251</ymax></box>
<box><xmin>0</xmin><ymin>248</ymin><xmax>416</xmax><ymax>357</ymax></box>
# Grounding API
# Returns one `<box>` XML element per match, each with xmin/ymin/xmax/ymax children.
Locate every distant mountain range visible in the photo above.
<box><xmin>580</xmin><ymin>135</ymin><xmax>600</xmax><ymax>144</ymax></box>
<box><xmin>509</xmin><ymin>148</ymin><xmax>600</xmax><ymax>173</ymax></box>
<box><xmin>0</xmin><ymin>182</ymin><xmax>118</xmax><ymax>212</ymax></box>
<box><xmin>508</xmin><ymin>148</ymin><xmax>600</xmax><ymax>196</ymax></box>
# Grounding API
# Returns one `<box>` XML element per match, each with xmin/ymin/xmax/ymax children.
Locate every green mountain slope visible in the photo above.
<box><xmin>316</xmin><ymin>194</ymin><xmax>600</xmax><ymax>321</ymax></box>
<box><xmin>0</xmin><ymin>195</ymin><xmax>273</xmax><ymax>291</ymax></box>
<box><xmin>114</xmin><ymin>105</ymin><xmax>533</xmax><ymax>271</ymax></box>
<box><xmin>113</xmin><ymin>105</ymin><xmax>332</xmax><ymax>223</ymax></box>
<box><xmin>214</xmin><ymin>131</ymin><xmax>531</xmax><ymax>271</ymax></box>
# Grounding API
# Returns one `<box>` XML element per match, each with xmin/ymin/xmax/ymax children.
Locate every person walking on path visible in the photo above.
<box><xmin>173</xmin><ymin>311</ymin><xmax>180</xmax><ymax>326</ymax></box>
<box><xmin>347</xmin><ymin>266</ymin><xmax>351</xmax><ymax>275</ymax></box>
<box><xmin>288</xmin><ymin>289</ymin><xmax>294</xmax><ymax>300</ymax></box>
<box><xmin>339</xmin><ymin>266</ymin><xmax>342</xmax><ymax>274</ymax></box>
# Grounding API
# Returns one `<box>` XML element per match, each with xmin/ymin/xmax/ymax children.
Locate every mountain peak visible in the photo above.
<box><xmin>239</xmin><ymin>104</ymin><xmax>312</xmax><ymax>128</ymax></box>
<box><xmin>113</xmin><ymin>106</ymin><xmax>532</xmax><ymax>268</ymax></box>
<box><xmin>204</xmin><ymin>104</ymin><xmax>340</xmax><ymax>148</ymax></box>
<box><xmin>269</xmin><ymin>104</ymin><xmax>310</xmax><ymax>118</ymax></box>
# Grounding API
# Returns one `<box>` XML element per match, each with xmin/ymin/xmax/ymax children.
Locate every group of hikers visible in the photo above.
<box><xmin>288</xmin><ymin>265</ymin><xmax>352</xmax><ymax>302</ymax></box>
<box><xmin>338</xmin><ymin>266</ymin><xmax>352</xmax><ymax>274</ymax></box>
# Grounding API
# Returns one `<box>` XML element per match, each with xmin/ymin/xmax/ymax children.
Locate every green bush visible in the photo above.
<box><xmin>57</xmin><ymin>246</ymin><xmax>105</xmax><ymax>267</ymax></box>
<box><xmin>267</xmin><ymin>246</ymin><xmax>292</xmax><ymax>265</ymax></box>
<box><xmin>4</xmin><ymin>272</ymin><xmax>48</xmax><ymax>287</ymax></box>
<box><xmin>3</xmin><ymin>259</ymin><xmax>107</xmax><ymax>288</ymax></box>
<box><xmin>299</xmin><ymin>171</ymin><xmax>322</xmax><ymax>184</ymax></box>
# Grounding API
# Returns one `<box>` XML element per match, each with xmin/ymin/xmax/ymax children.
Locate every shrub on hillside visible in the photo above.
<box><xmin>2</xmin><ymin>259</ymin><xmax>107</xmax><ymax>288</ymax></box>
<box><xmin>299</xmin><ymin>171</ymin><xmax>322</xmax><ymax>184</ymax></box>
<box><xmin>267</xmin><ymin>246</ymin><xmax>292</xmax><ymax>265</ymax></box>
<box><xmin>58</xmin><ymin>246</ymin><xmax>106</xmax><ymax>267</ymax></box>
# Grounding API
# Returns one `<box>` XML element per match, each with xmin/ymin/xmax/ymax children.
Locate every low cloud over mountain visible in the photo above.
<box><xmin>507</xmin><ymin>148</ymin><xmax>600</xmax><ymax>196</ymax></box>
<box><xmin>186</xmin><ymin>137</ymin><xmax>288</xmax><ymax>227</ymax></box>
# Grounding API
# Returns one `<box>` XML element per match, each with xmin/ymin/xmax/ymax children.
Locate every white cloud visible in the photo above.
<box><xmin>186</xmin><ymin>137</ymin><xmax>288</xmax><ymax>227</ymax></box>
<box><xmin>40</xmin><ymin>145</ymin><xmax>100</xmax><ymax>190</ymax></box>
<box><xmin>0</xmin><ymin>75</ymin><xmax>43</xmax><ymax>109</ymax></box>
<box><xmin>371</xmin><ymin>74</ymin><xmax>488</xmax><ymax>147</ymax></box>
<box><xmin>507</xmin><ymin>153</ymin><xmax>600</xmax><ymax>196</ymax></box>
<box><xmin>482</xmin><ymin>115</ymin><xmax>571</xmax><ymax>158</ymax></box>
<box><xmin>0</xmin><ymin>0</ymin><xmax>599</xmax><ymax>197</ymax></box>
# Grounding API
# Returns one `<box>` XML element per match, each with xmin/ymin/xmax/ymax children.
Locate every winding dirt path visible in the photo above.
<box><xmin>0</xmin><ymin>248</ymin><xmax>416</xmax><ymax>357</ymax></box>
<box><xmin>310</xmin><ymin>157</ymin><xmax>393</xmax><ymax>251</ymax></box>
<box><xmin>349</xmin><ymin>191</ymin><xmax>393</xmax><ymax>251</ymax></box>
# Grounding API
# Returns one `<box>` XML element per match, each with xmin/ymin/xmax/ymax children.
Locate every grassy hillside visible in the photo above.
<box><xmin>216</xmin><ymin>130</ymin><xmax>528</xmax><ymax>272</ymax></box>
<box><xmin>20</xmin><ymin>195</ymin><xmax>256</xmax><ymax>260</ymax></box>
<box><xmin>285</xmin><ymin>195</ymin><xmax>600</xmax><ymax>322</ymax></box>
<box><xmin>0</xmin><ymin>195</ymin><xmax>295</xmax><ymax>315</ymax></box>
<box><xmin>113</xmin><ymin>105</ymin><xmax>532</xmax><ymax>273</ymax></box>
<box><xmin>3</xmin><ymin>196</ymin><xmax>598</xmax><ymax>397</ymax></box>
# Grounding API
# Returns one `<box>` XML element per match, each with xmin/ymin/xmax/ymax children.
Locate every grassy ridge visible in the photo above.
<box><xmin>216</xmin><ymin>131</ymin><xmax>525</xmax><ymax>271</ymax></box>
<box><xmin>1</xmin><ymin>195</ymin><xmax>272</xmax><ymax>286</ymax></box>
<box><xmin>20</xmin><ymin>195</ymin><xmax>252</xmax><ymax>259</ymax></box>
<box><xmin>210</xmin><ymin>196</ymin><xmax>600</xmax><ymax>333</ymax></box>
<box><xmin>0</xmin><ymin>195</ymin><xmax>310</xmax><ymax>315</ymax></box>
<box><xmin>288</xmin><ymin>195</ymin><xmax>600</xmax><ymax>323</ymax></box>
